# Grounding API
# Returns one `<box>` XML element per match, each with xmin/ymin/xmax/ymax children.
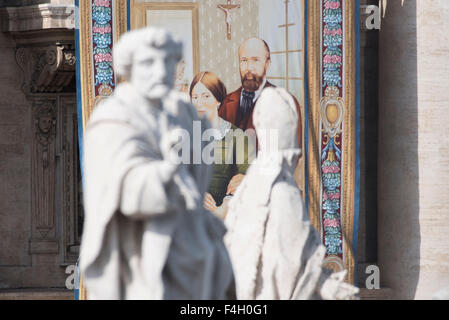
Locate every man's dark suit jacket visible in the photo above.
<box><xmin>218</xmin><ymin>81</ymin><xmax>303</xmax><ymax>149</ymax></box>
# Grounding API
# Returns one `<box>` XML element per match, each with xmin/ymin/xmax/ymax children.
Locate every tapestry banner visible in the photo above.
<box><xmin>75</xmin><ymin>0</ymin><xmax>360</xmax><ymax>286</ymax></box>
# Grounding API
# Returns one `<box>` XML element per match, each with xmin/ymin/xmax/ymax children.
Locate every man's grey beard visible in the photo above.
<box><xmin>241</xmin><ymin>72</ymin><xmax>264</xmax><ymax>92</ymax></box>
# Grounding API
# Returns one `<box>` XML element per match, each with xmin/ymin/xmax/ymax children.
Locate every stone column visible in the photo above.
<box><xmin>378</xmin><ymin>0</ymin><xmax>449</xmax><ymax>299</ymax></box>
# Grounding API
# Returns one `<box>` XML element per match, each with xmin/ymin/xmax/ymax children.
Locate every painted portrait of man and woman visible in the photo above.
<box><xmin>129</xmin><ymin>0</ymin><xmax>306</xmax><ymax>212</ymax></box>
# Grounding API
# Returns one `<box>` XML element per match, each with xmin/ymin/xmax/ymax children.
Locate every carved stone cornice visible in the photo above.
<box><xmin>0</xmin><ymin>3</ymin><xmax>75</xmax><ymax>32</ymax></box>
<box><xmin>16</xmin><ymin>44</ymin><xmax>75</xmax><ymax>94</ymax></box>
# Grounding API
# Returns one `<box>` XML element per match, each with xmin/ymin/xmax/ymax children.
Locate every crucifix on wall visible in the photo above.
<box><xmin>217</xmin><ymin>0</ymin><xmax>240</xmax><ymax>40</ymax></box>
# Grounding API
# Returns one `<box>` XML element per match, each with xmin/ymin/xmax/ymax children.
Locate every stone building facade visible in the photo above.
<box><xmin>377</xmin><ymin>0</ymin><xmax>449</xmax><ymax>299</ymax></box>
<box><xmin>0</xmin><ymin>0</ymin><xmax>80</xmax><ymax>292</ymax></box>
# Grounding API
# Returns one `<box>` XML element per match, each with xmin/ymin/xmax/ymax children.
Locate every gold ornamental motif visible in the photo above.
<box><xmin>320</xmin><ymin>86</ymin><xmax>345</xmax><ymax>138</ymax></box>
<box><xmin>323</xmin><ymin>255</ymin><xmax>345</xmax><ymax>273</ymax></box>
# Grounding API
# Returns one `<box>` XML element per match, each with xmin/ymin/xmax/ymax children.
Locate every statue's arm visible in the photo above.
<box><xmin>120</xmin><ymin>157</ymin><xmax>177</xmax><ymax>218</ymax></box>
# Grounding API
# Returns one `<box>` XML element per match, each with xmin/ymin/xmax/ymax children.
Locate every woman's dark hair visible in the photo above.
<box><xmin>189</xmin><ymin>71</ymin><xmax>227</xmax><ymax>103</ymax></box>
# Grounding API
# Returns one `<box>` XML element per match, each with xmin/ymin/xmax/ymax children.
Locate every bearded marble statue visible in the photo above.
<box><xmin>224</xmin><ymin>87</ymin><xmax>359</xmax><ymax>300</ymax></box>
<box><xmin>79</xmin><ymin>27</ymin><xmax>235</xmax><ymax>300</ymax></box>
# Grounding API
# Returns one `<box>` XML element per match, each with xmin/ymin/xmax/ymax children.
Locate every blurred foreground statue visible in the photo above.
<box><xmin>433</xmin><ymin>286</ymin><xmax>449</xmax><ymax>300</ymax></box>
<box><xmin>79</xmin><ymin>28</ymin><xmax>235</xmax><ymax>299</ymax></box>
<box><xmin>224</xmin><ymin>87</ymin><xmax>359</xmax><ymax>300</ymax></box>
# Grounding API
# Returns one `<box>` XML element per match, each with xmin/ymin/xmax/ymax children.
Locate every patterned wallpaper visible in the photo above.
<box><xmin>134</xmin><ymin>0</ymin><xmax>259</xmax><ymax>92</ymax></box>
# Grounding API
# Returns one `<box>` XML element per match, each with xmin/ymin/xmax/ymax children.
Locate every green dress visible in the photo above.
<box><xmin>208</xmin><ymin>119</ymin><xmax>256</xmax><ymax>206</ymax></box>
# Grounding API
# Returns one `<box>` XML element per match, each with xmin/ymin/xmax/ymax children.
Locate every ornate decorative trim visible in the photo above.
<box><xmin>321</xmin><ymin>0</ymin><xmax>345</xmax><ymax>263</ymax></box>
<box><xmin>14</xmin><ymin>29</ymin><xmax>78</xmax><ymax>259</ymax></box>
<box><xmin>306</xmin><ymin>0</ymin><xmax>323</xmax><ymax>246</ymax></box>
<box><xmin>77</xmin><ymin>0</ymin><xmax>129</xmax><ymax>131</ymax></box>
<box><xmin>306</xmin><ymin>0</ymin><xmax>357</xmax><ymax>284</ymax></box>
<box><xmin>29</xmin><ymin>94</ymin><xmax>80</xmax><ymax>259</ymax></box>
<box><xmin>31</xmin><ymin>98</ymin><xmax>57</xmax><ymax>243</ymax></box>
<box><xmin>320</xmin><ymin>87</ymin><xmax>345</xmax><ymax>138</ymax></box>
<box><xmin>16</xmin><ymin>44</ymin><xmax>76</xmax><ymax>94</ymax></box>
<box><xmin>341</xmin><ymin>0</ymin><xmax>357</xmax><ymax>285</ymax></box>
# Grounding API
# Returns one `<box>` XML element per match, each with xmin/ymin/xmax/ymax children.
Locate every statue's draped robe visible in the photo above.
<box><xmin>79</xmin><ymin>83</ymin><xmax>235</xmax><ymax>300</ymax></box>
<box><xmin>225</xmin><ymin>87</ymin><xmax>358</xmax><ymax>300</ymax></box>
<box><xmin>225</xmin><ymin>150</ymin><xmax>327</xmax><ymax>300</ymax></box>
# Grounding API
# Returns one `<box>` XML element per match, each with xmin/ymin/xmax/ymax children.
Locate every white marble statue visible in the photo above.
<box><xmin>224</xmin><ymin>87</ymin><xmax>359</xmax><ymax>300</ymax></box>
<box><xmin>79</xmin><ymin>27</ymin><xmax>235</xmax><ymax>300</ymax></box>
<box><xmin>433</xmin><ymin>286</ymin><xmax>449</xmax><ymax>300</ymax></box>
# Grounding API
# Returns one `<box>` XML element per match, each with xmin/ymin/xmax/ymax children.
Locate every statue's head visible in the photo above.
<box><xmin>114</xmin><ymin>27</ymin><xmax>183</xmax><ymax>100</ymax></box>
<box><xmin>253</xmin><ymin>87</ymin><xmax>298</xmax><ymax>153</ymax></box>
<box><xmin>37</xmin><ymin>103</ymin><xmax>54</xmax><ymax>133</ymax></box>
<box><xmin>38</xmin><ymin>113</ymin><xmax>53</xmax><ymax>133</ymax></box>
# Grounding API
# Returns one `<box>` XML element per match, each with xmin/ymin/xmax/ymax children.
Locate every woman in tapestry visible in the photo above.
<box><xmin>189</xmin><ymin>71</ymin><xmax>256</xmax><ymax>218</ymax></box>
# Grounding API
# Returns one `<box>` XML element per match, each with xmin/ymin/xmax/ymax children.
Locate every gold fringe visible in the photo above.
<box><xmin>79</xmin><ymin>275</ymin><xmax>88</xmax><ymax>300</ymax></box>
